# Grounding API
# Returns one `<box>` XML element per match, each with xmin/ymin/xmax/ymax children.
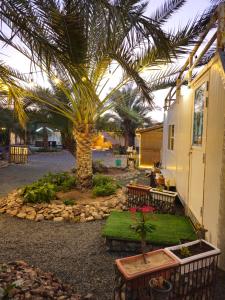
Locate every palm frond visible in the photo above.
<box><xmin>151</xmin><ymin>0</ymin><xmax>187</xmax><ymax>24</ymax></box>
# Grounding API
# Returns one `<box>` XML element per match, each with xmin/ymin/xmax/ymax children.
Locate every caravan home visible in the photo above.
<box><xmin>162</xmin><ymin>3</ymin><xmax>225</xmax><ymax>269</ymax></box>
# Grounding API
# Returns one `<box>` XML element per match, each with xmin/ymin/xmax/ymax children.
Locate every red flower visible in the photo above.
<box><xmin>129</xmin><ymin>207</ymin><xmax>137</xmax><ymax>213</ymax></box>
<box><xmin>140</xmin><ymin>206</ymin><xmax>155</xmax><ymax>213</ymax></box>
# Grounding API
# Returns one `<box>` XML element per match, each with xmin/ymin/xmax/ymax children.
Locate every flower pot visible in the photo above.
<box><xmin>165</xmin><ymin>239</ymin><xmax>220</xmax><ymax>274</ymax></box>
<box><xmin>149</xmin><ymin>279</ymin><xmax>172</xmax><ymax>300</ymax></box>
<box><xmin>115</xmin><ymin>249</ymin><xmax>179</xmax><ymax>280</ymax></box>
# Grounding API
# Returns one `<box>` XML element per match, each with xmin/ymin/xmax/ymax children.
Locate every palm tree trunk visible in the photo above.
<box><xmin>125</xmin><ymin>132</ymin><xmax>135</xmax><ymax>147</ymax></box>
<box><xmin>73</xmin><ymin>124</ymin><xmax>94</xmax><ymax>188</ymax></box>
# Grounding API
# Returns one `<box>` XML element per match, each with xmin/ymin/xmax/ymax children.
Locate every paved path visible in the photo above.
<box><xmin>0</xmin><ymin>151</ymin><xmax>75</xmax><ymax>197</ymax></box>
<box><xmin>0</xmin><ymin>150</ymin><xmax>127</xmax><ymax>197</ymax></box>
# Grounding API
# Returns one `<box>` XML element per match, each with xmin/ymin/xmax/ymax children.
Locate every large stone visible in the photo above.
<box><xmin>61</xmin><ymin>211</ymin><xmax>70</xmax><ymax>220</ymax></box>
<box><xmin>101</xmin><ymin>207</ymin><xmax>109</xmax><ymax>214</ymax></box>
<box><xmin>17</xmin><ymin>212</ymin><xmax>27</xmax><ymax>218</ymax></box>
<box><xmin>53</xmin><ymin>217</ymin><xmax>64</xmax><ymax>222</ymax></box>
<box><xmin>7</xmin><ymin>209</ymin><xmax>19</xmax><ymax>216</ymax></box>
<box><xmin>85</xmin><ymin>216</ymin><xmax>94</xmax><ymax>221</ymax></box>
<box><xmin>35</xmin><ymin>214</ymin><xmax>44</xmax><ymax>222</ymax></box>
<box><xmin>26</xmin><ymin>213</ymin><xmax>36</xmax><ymax>220</ymax></box>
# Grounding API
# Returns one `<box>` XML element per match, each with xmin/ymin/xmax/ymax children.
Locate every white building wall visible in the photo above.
<box><xmin>162</xmin><ymin>87</ymin><xmax>193</xmax><ymax>204</ymax></box>
<box><xmin>162</xmin><ymin>56</ymin><xmax>225</xmax><ymax>266</ymax></box>
<box><xmin>203</xmin><ymin>62</ymin><xmax>225</xmax><ymax>245</ymax></box>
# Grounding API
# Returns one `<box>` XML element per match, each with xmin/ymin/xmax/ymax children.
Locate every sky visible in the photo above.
<box><xmin>1</xmin><ymin>0</ymin><xmax>212</xmax><ymax>122</ymax></box>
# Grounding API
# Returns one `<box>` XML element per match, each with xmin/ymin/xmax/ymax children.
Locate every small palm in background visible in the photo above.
<box><xmin>96</xmin><ymin>87</ymin><xmax>153</xmax><ymax>148</ymax></box>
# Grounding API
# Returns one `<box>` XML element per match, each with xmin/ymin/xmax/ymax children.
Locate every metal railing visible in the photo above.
<box><xmin>9</xmin><ymin>145</ymin><xmax>28</xmax><ymax>164</ymax></box>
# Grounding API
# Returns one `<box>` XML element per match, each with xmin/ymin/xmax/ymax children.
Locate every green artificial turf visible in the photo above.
<box><xmin>102</xmin><ymin>211</ymin><xmax>197</xmax><ymax>246</ymax></box>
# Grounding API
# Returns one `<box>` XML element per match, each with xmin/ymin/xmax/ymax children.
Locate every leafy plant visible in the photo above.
<box><xmin>21</xmin><ymin>172</ymin><xmax>76</xmax><ymax>203</ymax></box>
<box><xmin>195</xmin><ymin>224</ymin><xmax>208</xmax><ymax>242</ymax></box>
<box><xmin>150</xmin><ymin>276</ymin><xmax>169</xmax><ymax>290</ymax></box>
<box><xmin>130</xmin><ymin>207</ymin><xmax>156</xmax><ymax>263</ymax></box>
<box><xmin>92</xmin><ymin>182</ymin><xmax>117</xmax><ymax>197</ymax></box>
<box><xmin>22</xmin><ymin>182</ymin><xmax>56</xmax><ymax>204</ymax></box>
<box><xmin>180</xmin><ymin>246</ymin><xmax>191</xmax><ymax>258</ymax></box>
<box><xmin>63</xmin><ymin>199</ymin><xmax>75</xmax><ymax>206</ymax></box>
<box><xmin>92</xmin><ymin>174</ymin><xmax>119</xmax><ymax>197</ymax></box>
<box><xmin>156</xmin><ymin>185</ymin><xmax>164</xmax><ymax>192</ymax></box>
<box><xmin>93</xmin><ymin>174</ymin><xmax>114</xmax><ymax>187</ymax></box>
<box><xmin>41</xmin><ymin>172</ymin><xmax>76</xmax><ymax>191</ymax></box>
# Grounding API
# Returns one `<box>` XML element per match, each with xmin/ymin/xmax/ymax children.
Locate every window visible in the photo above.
<box><xmin>168</xmin><ymin>125</ymin><xmax>175</xmax><ymax>150</ymax></box>
<box><xmin>193</xmin><ymin>83</ymin><xmax>205</xmax><ymax>146</ymax></box>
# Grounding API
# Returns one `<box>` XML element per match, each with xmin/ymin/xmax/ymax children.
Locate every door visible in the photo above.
<box><xmin>188</xmin><ymin>78</ymin><xmax>208</xmax><ymax>222</ymax></box>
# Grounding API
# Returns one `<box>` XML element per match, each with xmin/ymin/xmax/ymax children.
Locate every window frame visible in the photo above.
<box><xmin>168</xmin><ymin>124</ymin><xmax>175</xmax><ymax>151</ymax></box>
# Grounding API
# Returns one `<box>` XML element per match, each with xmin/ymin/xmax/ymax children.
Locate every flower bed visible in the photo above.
<box><xmin>0</xmin><ymin>188</ymin><xmax>127</xmax><ymax>223</ymax></box>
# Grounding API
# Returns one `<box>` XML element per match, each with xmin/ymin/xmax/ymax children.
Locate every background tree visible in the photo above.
<box><xmin>0</xmin><ymin>0</ymin><xmax>217</xmax><ymax>187</ymax></box>
<box><xmin>97</xmin><ymin>87</ymin><xmax>153</xmax><ymax>147</ymax></box>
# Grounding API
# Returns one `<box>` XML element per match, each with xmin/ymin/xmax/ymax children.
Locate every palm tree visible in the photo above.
<box><xmin>0</xmin><ymin>62</ymin><xmax>27</xmax><ymax>127</ymax></box>
<box><xmin>97</xmin><ymin>87</ymin><xmax>153</xmax><ymax>147</ymax></box>
<box><xmin>0</xmin><ymin>0</ymin><xmax>216</xmax><ymax>187</ymax></box>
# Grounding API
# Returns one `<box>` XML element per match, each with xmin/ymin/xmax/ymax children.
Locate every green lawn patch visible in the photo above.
<box><xmin>102</xmin><ymin>211</ymin><xmax>197</xmax><ymax>246</ymax></box>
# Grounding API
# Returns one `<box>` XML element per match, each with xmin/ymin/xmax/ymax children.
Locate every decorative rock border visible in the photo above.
<box><xmin>0</xmin><ymin>189</ymin><xmax>128</xmax><ymax>222</ymax></box>
<box><xmin>0</xmin><ymin>261</ymin><xmax>81</xmax><ymax>299</ymax></box>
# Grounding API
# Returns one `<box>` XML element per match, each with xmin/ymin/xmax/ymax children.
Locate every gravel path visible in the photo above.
<box><xmin>0</xmin><ymin>214</ymin><xmax>225</xmax><ymax>299</ymax></box>
<box><xmin>0</xmin><ymin>214</ymin><xmax>121</xmax><ymax>300</ymax></box>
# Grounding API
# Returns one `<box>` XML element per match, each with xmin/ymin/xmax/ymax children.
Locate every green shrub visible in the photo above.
<box><xmin>41</xmin><ymin>172</ymin><xmax>76</xmax><ymax>191</ymax></box>
<box><xmin>93</xmin><ymin>174</ymin><xmax>114</xmax><ymax>187</ymax></box>
<box><xmin>22</xmin><ymin>182</ymin><xmax>56</xmax><ymax>203</ymax></box>
<box><xmin>92</xmin><ymin>174</ymin><xmax>120</xmax><ymax>197</ymax></box>
<box><xmin>21</xmin><ymin>172</ymin><xmax>76</xmax><ymax>204</ymax></box>
<box><xmin>63</xmin><ymin>199</ymin><xmax>75</xmax><ymax>206</ymax></box>
<box><xmin>92</xmin><ymin>182</ymin><xmax>117</xmax><ymax>197</ymax></box>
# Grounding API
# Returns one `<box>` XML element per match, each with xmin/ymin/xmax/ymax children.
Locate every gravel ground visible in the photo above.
<box><xmin>0</xmin><ymin>214</ymin><xmax>121</xmax><ymax>300</ymax></box>
<box><xmin>0</xmin><ymin>214</ymin><xmax>225</xmax><ymax>300</ymax></box>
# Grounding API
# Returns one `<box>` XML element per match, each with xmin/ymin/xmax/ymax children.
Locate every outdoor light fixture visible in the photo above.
<box><xmin>36</xmin><ymin>127</ymin><xmax>53</xmax><ymax>133</ymax></box>
<box><xmin>36</xmin><ymin>127</ymin><xmax>43</xmax><ymax>132</ymax></box>
<box><xmin>53</xmin><ymin>77</ymin><xmax>61</xmax><ymax>85</ymax></box>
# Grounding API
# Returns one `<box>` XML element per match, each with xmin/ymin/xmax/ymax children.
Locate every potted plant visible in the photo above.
<box><xmin>130</xmin><ymin>206</ymin><xmax>156</xmax><ymax>263</ymax></box>
<box><xmin>149</xmin><ymin>276</ymin><xmax>172</xmax><ymax>300</ymax></box>
<box><xmin>115</xmin><ymin>207</ymin><xmax>179</xmax><ymax>280</ymax></box>
<box><xmin>165</xmin><ymin>239</ymin><xmax>220</xmax><ymax>273</ymax></box>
